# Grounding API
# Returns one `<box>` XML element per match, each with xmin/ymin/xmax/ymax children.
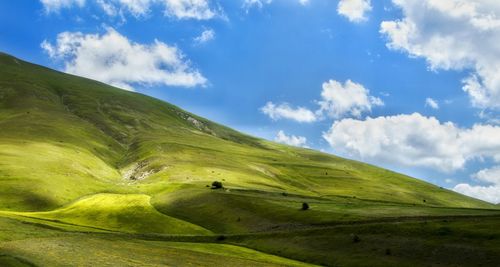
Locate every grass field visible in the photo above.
<box><xmin>1</xmin><ymin>52</ymin><xmax>500</xmax><ymax>266</ymax></box>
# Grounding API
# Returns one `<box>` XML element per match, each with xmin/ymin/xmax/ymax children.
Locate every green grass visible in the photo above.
<box><xmin>229</xmin><ymin>216</ymin><xmax>500</xmax><ymax>266</ymax></box>
<box><xmin>0</xmin><ymin>216</ymin><xmax>313</xmax><ymax>267</ymax></box>
<box><xmin>5</xmin><ymin>193</ymin><xmax>211</xmax><ymax>235</ymax></box>
<box><xmin>1</xmin><ymin>52</ymin><xmax>500</xmax><ymax>266</ymax></box>
<box><xmin>0</xmin><ymin>52</ymin><xmax>495</xmax><ymax>211</ymax></box>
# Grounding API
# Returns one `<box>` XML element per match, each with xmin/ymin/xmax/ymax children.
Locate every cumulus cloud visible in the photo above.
<box><xmin>40</xmin><ymin>0</ymin><xmax>221</xmax><ymax>19</ymax></box>
<box><xmin>261</xmin><ymin>102</ymin><xmax>317</xmax><ymax>123</ymax></box>
<box><xmin>323</xmin><ymin>113</ymin><xmax>500</xmax><ymax>173</ymax></box>
<box><xmin>380</xmin><ymin>0</ymin><xmax>500</xmax><ymax>109</ymax></box>
<box><xmin>472</xmin><ymin>166</ymin><xmax>500</xmax><ymax>185</ymax></box>
<box><xmin>337</xmin><ymin>0</ymin><xmax>372</xmax><ymax>23</ymax></box>
<box><xmin>40</xmin><ymin>0</ymin><xmax>85</xmax><ymax>13</ymax></box>
<box><xmin>194</xmin><ymin>29</ymin><xmax>215</xmax><ymax>44</ymax></box>
<box><xmin>275</xmin><ymin>130</ymin><xmax>308</xmax><ymax>147</ymax></box>
<box><xmin>425</xmin><ymin>97</ymin><xmax>439</xmax><ymax>109</ymax></box>
<box><xmin>262</xmin><ymin>79</ymin><xmax>382</xmax><ymax>123</ymax></box>
<box><xmin>454</xmin><ymin>167</ymin><xmax>500</xmax><ymax>203</ymax></box>
<box><xmin>318</xmin><ymin>79</ymin><xmax>383</xmax><ymax>119</ymax></box>
<box><xmin>41</xmin><ymin>28</ymin><xmax>207</xmax><ymax>91</ymax></box>
<box><xmin>454</xmin><ymin>184</ymin><xmax>500</xmax><ymax>204</ymax></box>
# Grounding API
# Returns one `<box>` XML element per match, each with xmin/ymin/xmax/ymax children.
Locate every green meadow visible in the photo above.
<box><xmin>1</xmin><ymin>52</ymin><xmax>500</xmax><ymax>266</ymax></box>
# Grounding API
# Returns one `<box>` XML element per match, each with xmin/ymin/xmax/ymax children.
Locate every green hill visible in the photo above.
<box><xmin>1</xmin><ymin>52</ymin><xmax>499</xmax><ymax>266</ymax></box>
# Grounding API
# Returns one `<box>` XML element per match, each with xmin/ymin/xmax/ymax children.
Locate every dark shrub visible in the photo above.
<box><xmin>351</xmin><ymin>234</ymin><xmax>361</xmax><ymax>243</ymax></box>
<box><xmin>385</xmin><ymin>248</ymin><xmax>391</xmax><ymax>255</ymax></box>
<box><xmin>216</xmin><ymin>235</ymin><xmax>226</xmax><ymax>241</ymax></box>
<box><xmin>211</xmin><ymin>181</ymin><xmax>223</xmax><ymax>189</ymax></box>
<box><xmin>302</xmin><ymin>202</ymin><xmax>309</xmax><ymax>210</ymax></box>
<box><xmin>436</xmin><ymin>226</ymin><xmax>452</xmax><ymax>236</ymax></box>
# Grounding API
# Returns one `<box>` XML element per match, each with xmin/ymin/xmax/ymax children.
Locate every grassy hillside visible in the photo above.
<box><xmin>1</xmin><ymin>52</ymin><xmax>499</xmax><ymax>266</ymax></box>
<box><xmin>0</xmin><ymin>52</ymin><xmax>493</xmax><ymax>210</ymax></box>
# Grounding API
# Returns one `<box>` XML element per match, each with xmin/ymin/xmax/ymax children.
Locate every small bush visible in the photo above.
<box><xmin>216</xmin><ymin>235</ymin><xmax>226</xmax><ymax>241</ymax></box>
<box><xmin>302</xmin><ymin>202</ymin><xmax>309</xmax><ymax>210</ymax></box>
<box><xmin>211</xmin><ymin>181</ymin><xmax>223</xmax><ymax>189</ymax></box>
<box><xmin>351</xmin><ymin>234</ymin><xmax>361</xmax><ymax>243</ymax></box>
<box><xmin>436</xmin><ymin>226</ymin><xmax>452</xmax><ymax>236</ymax></box>
<box><xmin>385</xmin><ymin>248</ymin><xmax>391</xmax><ymax>255</ymax></box>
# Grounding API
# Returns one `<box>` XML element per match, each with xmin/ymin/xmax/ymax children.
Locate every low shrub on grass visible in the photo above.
<box><xmin>211</xmin><ymin>181</ymin><xmax>223</xmax><ymax>189</ymax></box>
<box><xmin>351</xmin><ymin>234</ymin><xmax>361</xmax><ymax>243</ymax></box>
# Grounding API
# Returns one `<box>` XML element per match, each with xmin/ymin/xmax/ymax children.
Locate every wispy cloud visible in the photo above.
<box><xmin>261</xmin><ymin>102</ymin><xmax>317</xmax><ymax>123</ymax></box>
<box><xmin>194</xmin><ymin>29</ymin><xmax>215</xmax><ymax>44</ymax></box>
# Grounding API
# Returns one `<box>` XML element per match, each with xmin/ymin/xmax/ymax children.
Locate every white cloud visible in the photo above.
<box><xmin>298</xmin><ymin>0</ymin><xmax>309</xmax><ymax>6</ymax></box>
<box><xmin>42</xmin><ymin>28</ymin><xmax>207</xmax><ymax>91</ymax></box>
<box><xmin>275</xmin><ymin>130</ymin><xmax>308</xmax><ymax>147</ymax></box>
<box><xmin>96</xmin><ymin>0</ymin><xmax>118</xmax><ymax>16</ymax></box>
<box><xmin>194</xmin><ymin>29</ymin><xmax>215</xmax><ymax>44</ymax></box>
<box><xmin>425</xmin><ymin>97</ymin><xmax>439</xmax><ymax>109</ymax></box>
<box><xmin>472</xmin><ymin>166</ymin><xmax>500</xmax><ymax>184</ymax></box>
<box><xmin>380</xmin><ymin>0</ymin><xmax>500</xmax><ymax>109</ymax></box>
<box><xmin>262</xmin><ymin>79</ymin><xmax>381</xmax><ymax>123</ymax></box>
<box><xmin>163</xmin><ymin>0</ymin><xmax>217</xmax><ymax>20</ymax></box>
<box><xmin>243</xmin><ymin>0</ymin><xmax>272</xmax><ymax>12</ymax></box>
<box><xmin>318</xmin><ymin>79</ymin><xmax>383</xmax><ymax>119</ymax></box>
<box><xmin>454</xmin><ymin>183</ymin><xmax>500</xmax><ymax>204</ymax></box>
<box><xmin>113</xmin><ymin>0</ymin><xmax>152</xmax><ymax>16</ymax></box>
<box><xmin>337</xmin><ymin>0</ymin><xmax>372</xmax><ymax>23</ymax></box>
<box><xmin>478</xmin><ymin>110</ymin><xmax>500</xmax><ymax>125</ymax></box>
<box><xmin>261</xmin><ymin>102</ymin><xmax>317</xmax><ymax>123</ymax></box>
<box><xmin>40</xmin><ymin>0</ymin><xmax>220</xmax><ymax>20</ymax></box>
<box><xmin>323</xmin><ymin>113</ymin><xmax>500</xmax><ymax>173</ymax></box>
<box><xmin>40</xmin><ymin>0</ymin><xmax>85</xmax><ymax>13</ymax></box>
<box><xmin>454</xmin><ymin>166</ymin><xmax>500</xmax><ymax>203</ymax></box>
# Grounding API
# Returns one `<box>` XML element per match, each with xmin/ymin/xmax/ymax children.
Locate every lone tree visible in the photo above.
<box><xmin>302</xmin><ymin>202</ymin><xmax>309</xmax><ymax>210</ymax></box>
<box><xmin>211</xmin><ymin>181</ymin><xmax>223</xmax><ymax>189</ymax></box>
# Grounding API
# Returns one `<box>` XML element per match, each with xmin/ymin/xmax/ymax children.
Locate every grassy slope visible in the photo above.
<box><xmin>6</xmin><ymin>193</ymin><xmax>211</xmax><ymax>235</ymax></box>
<box><xmin>230</xmin><ymin>216</ymin><xmax>500</xmax><ymax>267</ymax></box>
<box><xmin>0</xmin><ymin>216</ymin><xmax>313</xmax><ymax>267</ymax></box>
<box><xmin>1</xmin><ymin>52</ymin><xmax>500</xmax><ymax>266</ymax></box>
<box><xmin>0</xmin><ymin>53</ymin><xmax>494</xmax><ymax>211</ymax></box>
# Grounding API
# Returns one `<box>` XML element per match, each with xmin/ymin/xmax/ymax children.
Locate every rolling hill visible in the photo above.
<box><xmin>1</xmin><ymin>52</ymin><xmax>500</xmax><ymax>266</ymax></box>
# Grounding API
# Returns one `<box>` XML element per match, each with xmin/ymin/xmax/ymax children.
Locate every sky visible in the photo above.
<box><xmin>1</xmin><ymin>0</ymin><xmax>500</xmax><ymax>203</ymax></box>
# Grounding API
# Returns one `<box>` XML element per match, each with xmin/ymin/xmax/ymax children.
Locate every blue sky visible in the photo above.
<box><xmin>1</xmin><ymin>0</ymin><xmax>500</xmax><ymax>203</ymax></box>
